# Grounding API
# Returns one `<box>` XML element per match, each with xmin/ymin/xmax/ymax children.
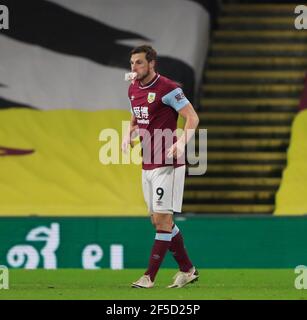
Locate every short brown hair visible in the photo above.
<box><xmin>130</xmin><ymin>45</ymin><xmax>157</xmax><ymax>63</ymax></box>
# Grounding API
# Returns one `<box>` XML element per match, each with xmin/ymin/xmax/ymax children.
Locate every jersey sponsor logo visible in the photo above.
<box><xmin>175</xmin><ymin>91</ymin><xmax>185</xmax><ymax>102</ymax></box>
<box><xmin>133</xmin><ymin>106</ymin><xmax>148</xmax><ymax>118</ymax></box>
<box><xmin>147</xmin><ymin>92</ymin><xmax>156</xmax><ymax>104</ymax></box>
<box><xmin>133</xmin><ymin>106</ymin><xmax>150</xmax><ymax>124</ymax></box>
<box><xmin>137</xmin><ymin>119</ymin><xmax>149</xmax><ymax>124</ymax></box>
<box><xmin>140</xmin><ymin>106</ymin><xmax>149</xmax><ymax>119</ymax></box>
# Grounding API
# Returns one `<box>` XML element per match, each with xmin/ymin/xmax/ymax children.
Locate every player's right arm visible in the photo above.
<box><xmin>121</xmin><ymin>114</ymin><xmax>138</xmax><ymax>153</ymax></box>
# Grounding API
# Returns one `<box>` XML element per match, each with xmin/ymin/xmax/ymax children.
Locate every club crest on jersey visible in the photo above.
<box><xmin>147</xmin><ymin>92</ymin><xmax>156</xmax><ymax>104</ymax></box>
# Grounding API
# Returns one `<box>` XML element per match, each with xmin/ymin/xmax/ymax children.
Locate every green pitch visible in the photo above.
<box><xmin>0</xmin><ymin>269</ymin><xmax>306</xmax><ymax>300</ymax></box>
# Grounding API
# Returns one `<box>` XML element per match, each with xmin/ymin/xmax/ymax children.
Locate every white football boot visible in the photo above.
<box><xmin>131</xmin><ymin>275</ymin><xmax>154</xmax><ymax>288</ymax></box>
<box><xmin>167</xmin><ymin>267</ymin><xmax>199</xmax><ymax>288</ymax></box>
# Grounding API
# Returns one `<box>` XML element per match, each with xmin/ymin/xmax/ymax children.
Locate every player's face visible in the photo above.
<box><xmin>130</xmin><ymin>53</ymin><xmax>154</xmax><ymax>81</ymax></box>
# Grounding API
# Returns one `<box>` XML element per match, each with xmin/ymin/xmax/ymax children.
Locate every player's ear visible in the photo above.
<box><xmin>149</xmin><ymin>60</ymin><xmax>155</xmax><ymax>71</ymax></box>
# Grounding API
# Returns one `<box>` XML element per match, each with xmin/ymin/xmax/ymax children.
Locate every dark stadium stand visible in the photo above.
<box><xmin>183</xmin><ymin>1</ymin><xmax>306</xmax><ymax>214</ymax></box>
<box><xmin>299</xmin><ymin>72</ymin><xmax>307</xmax><ymax>111</ymax></box>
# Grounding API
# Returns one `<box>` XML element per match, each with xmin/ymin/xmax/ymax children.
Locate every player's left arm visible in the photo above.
<box><xmin>167</xmin><ymin>103</ymin><xmax>199</xmax><ymax>159</ymax></box>
<box><xmin>178</xmin><ymin>103</ymin><xmax>199</xmax><ymax>144</ymax></box>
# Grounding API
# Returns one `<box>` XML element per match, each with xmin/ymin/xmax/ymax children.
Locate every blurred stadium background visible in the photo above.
<box><xmin>0</xmin><ymin>0</ymin><xmax>307</xmax><ymax>276</ymax></box>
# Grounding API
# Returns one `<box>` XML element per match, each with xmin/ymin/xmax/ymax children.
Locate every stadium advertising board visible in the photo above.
<box><xmin>0</xmin><ymin>216</ymin><xmax>306</xmax><ymax>269</ymax></box>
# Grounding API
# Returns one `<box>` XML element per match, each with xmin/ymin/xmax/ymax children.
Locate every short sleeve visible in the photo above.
<box><xmin>161</xmin><ymin>87</ymin><xmax>190</xmax><ymax>111</ymax></box>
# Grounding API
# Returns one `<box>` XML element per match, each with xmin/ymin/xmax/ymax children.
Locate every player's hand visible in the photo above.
<box><xmin>167</xmin><ymin>140</ymin><xmax>185</xmax><ymax>159</ymax></box>
<box><xmin>121</xmin><ymin>135</ymin><xmax>133</xmax><ymax>153</ymax></box>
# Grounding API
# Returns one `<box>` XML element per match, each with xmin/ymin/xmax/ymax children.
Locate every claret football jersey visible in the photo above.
<box><xmin>128</xmin><ymin>73</ymin><xmax>190</xmax><ymax>170</ymax></box>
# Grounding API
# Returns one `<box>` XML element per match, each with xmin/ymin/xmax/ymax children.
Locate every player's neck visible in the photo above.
<box><xmin>140</xmin><ymin>72</ymin><xmax>157</xmax><ymax>87</ymax></box>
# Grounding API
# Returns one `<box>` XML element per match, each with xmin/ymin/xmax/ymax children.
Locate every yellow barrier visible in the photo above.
<box><xmin>0</xmin><ymin>108</ymin><xmax>147</xmax><ymax>216</ymax></box>
<box><xmin>274</xmin><ymin>109</ymin><xmax>307</xmax><ymax>215</ymax></box>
